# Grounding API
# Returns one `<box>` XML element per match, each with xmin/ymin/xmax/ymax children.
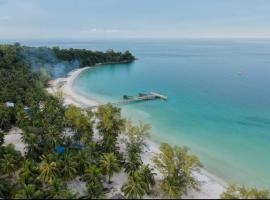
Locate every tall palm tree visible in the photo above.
<box><xmin>101</xmin><ymin>134</ymin><xmax>117</xmax><ymax>153</ymax></box>
<box><xmin>121</xmin><ymin>171</ymin><xmax>148</xmax><ymax>199</ymax></box>
<box><xmin>15</xmin><ymin>104</ymin><xmax>28</xmax><ymax>127</ymax></box>
<box><xmin>100</xmin><ymin>153</ymin><xmax>120</xmax><ymax>184</ymax></box>
<box><xmin>0</xmin><ymin>130</ymin><xmax>4</xmax><ymax>146</ymax></box>
<box><xmin>59</xmin><ymin>152</ymin><xmax>77</xmax><ymax>181</ymax></box>
<box><xmin>139</xmin><ymin>165</ymin><xmax>156</xmax><ymax>193</ymax></box>
<box><xmin>0</xmin><ymin>153</ymin><xmax>19</xmax><ymax>176</ymax></box>
<box><xmin>46</xmin><ymin>126</ymin><xmax>62</xmax><ymax>150</ymax></box>
<box><xmin>0</xmin><ymin>105</ymin><xmax>10</xmax><ymax>130</ymax></box>
<box><xmin>83</xmin><ymin>166</ymin><xmax>104</xmax><ymax>199</ymax></box>
<box><xmin>96</xmin><ymin>104</ymin><xmax>124</xmax><ymax>153</ymax></box>
<box><xmin>13</xmin><ymin>184</ymin><xmax>43</xmax><ymax>199</ymax></box>
<box><xmin>47</xmin><ymin>179</ymin><xmax>78</xmax><ymax>199</ymax></box>
<box><xmin>38</xmin><ymin>155</ymin><xmax>58</xmax><ymax>184</ymax></box>
<box><xmin>221</xmin><ymin>184</ymin><xmax>270</xmax><ymax>199</ymax></box>
<box><xmin>160</xmin><ymin>176</ymin><xmax>180</xmax><ymax>198</ymax></box>
<box><xmin>0</xmin><ymin>177</ymin><xmax>12</xmax><ymax>198</ymax></box>
<box><xmin>153</xmin><ymin>143</ymin><xmax>200</xmax><ymax>198</ymax></box>
<box><xmin>19</xmin><ymin>159</ymin><xmax>38</xmax><ymax>184</ymax></box>
<box><xmin>21</xmin><ymin>129</ymin><xmax>41</xmax><ymax>160</ymax></box>
<box><xmin>85</xmin><ymin>181</ymin><xmax>104</xmax><ymax>199</ymax></box>
<box><xmin>84</xmin><ymin>166</ymin><xmax>102</xmax><ymax>183</ymax></box>
<box><xmin>124</xmin><ymin>151</ymin><xmax>142</xmax><ymax>175</ymax></box>
<box><xmin>75</xmin><ymin>150</ymin><xmax>91</xmax><ymax>174</ymax></box>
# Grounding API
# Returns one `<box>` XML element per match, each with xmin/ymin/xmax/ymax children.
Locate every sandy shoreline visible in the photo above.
<box><xmin>47</xmin><ymin>66</ymin><xmax>99</xmax><ymax>107</ymax></box>
<box><xmin>47</xmin><ymin>66</ymin><xmax>226</xmax><ymax>199</ymax></box>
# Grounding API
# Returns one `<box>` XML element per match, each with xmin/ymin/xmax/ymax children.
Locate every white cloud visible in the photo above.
<box><xmin>80</xmin><ymin>28</ymin><xmax>121</xmax><ymax>34</ymax></box>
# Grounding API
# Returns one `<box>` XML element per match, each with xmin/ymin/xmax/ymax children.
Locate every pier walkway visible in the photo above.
<box><xmin>88</xmin><ymin>92</ymin><xmax>167</xmax><ymax>109</ymax></box>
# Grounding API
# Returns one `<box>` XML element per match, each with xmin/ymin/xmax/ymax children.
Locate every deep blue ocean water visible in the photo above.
<box><xmin>23</xmin><ymin>39</ymin><xmax>270</xmax><ymax>187</ymax></box>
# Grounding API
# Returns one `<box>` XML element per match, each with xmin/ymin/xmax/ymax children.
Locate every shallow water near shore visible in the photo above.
<box><xmin>26</xmin><ymin>39</ymin><xmax>270</xmax><ymax>188</ymax></box>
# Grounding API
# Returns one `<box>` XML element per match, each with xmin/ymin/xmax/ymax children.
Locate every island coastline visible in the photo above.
<box><xmin>46</xmin><ymin>66</ymin><xmax>227</xmax><ymax>199</ymax></box>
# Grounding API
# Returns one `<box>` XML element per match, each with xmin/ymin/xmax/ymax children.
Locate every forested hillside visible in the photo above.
<box><xmin>0</xmin><ymin>43</ymin><xmax>135</xmax><ymax>130</ymax></box>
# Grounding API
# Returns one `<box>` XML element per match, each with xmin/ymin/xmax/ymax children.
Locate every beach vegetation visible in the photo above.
<box><xmin>221</xmin><ymin>184</ymin><xmax>270</xmax><ymax>199</ymax></box>
<box><xmin>121</xmin><ymin>171</ymin><xmax>148</xmax><ymax>199</ymax></box>
<box><xmin>1</xmin><ymin>43</ymin><xmax>266</xmax><ymax>199</ymax></box>
<box><xmin>83</xmin><ymin>166</ymin><xmax>104</xmax><ymax>199</ymax></box>
<box><xmin>100</xmin><ymin>152</ymin><xmax>120</xmax><ymax>184</ymax></box>
<box><xmin>153</xmin><ymin>143</ymin><xmax>201</xmax><ymax>198</ymax></box>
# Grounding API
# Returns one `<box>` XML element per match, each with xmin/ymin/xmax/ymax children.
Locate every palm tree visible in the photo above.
<box><xmin>47</xmin><ymin>179</ymin><xmax>78</xmax><ymax>199</ymax></box>
<box><xmin>19</xmin><ymin>159</ymin><xmax>38</xmax><ymax>184</ymax></box>
<box><xmin>84</xmin><ymin>166</ymin><xmax>102</xmax><ymax>183</ymax></box>
<box><xmin>125</xmin><ymin>121</ymin><xmax>150</xmax><ymax>154</ymax></box>
<box><xmin>46</xmin><ymin>126</ymin><xmax>63</xmax><ymax>150</ymax></box>
<box><xmin>38</xmin><ymin>155</ymin><xmax>58</xmax><ymax>183</ymax></box>
<box><xmin>15</xmin><ymin>104</ymin><xmax>28</xmax><ymax>127</ymax></box>
<box><xmin>0</xmin><ymin>105</ymin><xmax>11</xmax><ymax>130</ymax></box>
<box><xmin>83</xmin><ymin>166</ymin><xmax>104</xmax><ymax>199</ymax></box>
<box><xmin>0</xmin><ymin>153</ymin><xmax>19</xmax><ymax>176</ymax></box>
<box><xmin>121</xmin><ymin>171</ymin><xmax>148</xmax><ymax>199</ymax></box>
<box><xmin>0</xmin><ymin>177</ymin><xmax>12</xmax><ymax>198</ymax></box>
<box><xmin>101</xmin><ymin>134</ymin><xmax>117</xmax><ymax>153</ymax></box>
<box><xmin>21</xmin><ymin>129</ymin><xmax>41</xmax><ymax>160</ymax></box>
<box><xmin>96</xmin><ymin>104</ymin><xmax>124</xmax><ymax>153</ymax></box>
<box><xmin>160</xmin><ymin>176</ymin><xmax>180</xmax><ymax>198</ymax></box>
<box><xmin>59</xmin><ymin>152</ymin><xmax>78</xmax><ymax>181</ymax></box>
<box><xmin>85</xmin><ymin>181</ymin><xmax>104</xmax><ymax>199</ymax></box>
<box><xmin>0</xmin><ymin>130</ymin><xmax>4</xmax><ymax>146</ymax></box>
<box><xmin>124</xmin><ymin>151</ymin><xmax>142</xmax><ymax>175</ymax></box>
<box><xmin>139</xmin><ymin>165</ymin><xmax>156</xmax><ymax>193</ymax></box>
<box><xmin>153</xmin><ymin>143</ymin><xmax>200</xmax><ymax>198</ymax></box>
<box><xmin>221</xmin><ymin>184</ymin><xmax>270</xmax><ymax>199</ymax></box>
<box><xmin>13</xmin><ymin>184</ymin><xmax>43</xmax><ymax>199</ymax></box>
<box><xmin>75</xmin><ymin>150</ymin><xmax>91</xmax><ymax>174</ymax></box>
<box><xmin>100</xmin><ymin>153</ymin><xmax>120</xmax><ymax>184</ymax></box>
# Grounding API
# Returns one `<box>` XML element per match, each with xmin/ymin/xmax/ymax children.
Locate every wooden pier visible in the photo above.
<box><xmin>89</xmin><ymin>92</ymin><xmax>167</xmax><ymax>109</ymax></box>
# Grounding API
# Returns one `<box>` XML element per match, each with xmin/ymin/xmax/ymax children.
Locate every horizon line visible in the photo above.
<box><xmin>2</xmin><ymin>37</ymin><xmax>270</xmax><ymax>43</ymax></box>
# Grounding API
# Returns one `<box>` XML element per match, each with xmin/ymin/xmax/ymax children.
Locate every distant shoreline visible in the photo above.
<box><xmin>47</xmin><ymin>64</ymin><xmax>227</xmax><ymax>199</ymax></box>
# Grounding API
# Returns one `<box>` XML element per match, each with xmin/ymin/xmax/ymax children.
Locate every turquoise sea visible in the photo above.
<box><xmin>26</xmin><ymin>39</ymin><xmax>270</xmax><ymax>188</ymax></box>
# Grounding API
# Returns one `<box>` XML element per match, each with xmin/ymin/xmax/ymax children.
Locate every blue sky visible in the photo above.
<box><xmin>1</xmin><ymin>0</ymin><xmax>270</xmax><ymax>39</ymax></box>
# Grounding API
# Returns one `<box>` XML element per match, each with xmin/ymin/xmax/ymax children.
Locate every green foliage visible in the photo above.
<box><xmin>0</xmin><ymin>177</ymin><xmax>13</xmax><ymax>198</ymax></box>
<box><xmin>58</xmin><ymin>151</ymin><xmax>78</xmax><ymax>181</ymax></box>
<box><xmin>19</xmin><ymin>159</ymin><xmax>39</xmax><ymax>185</ymax></box>
<box><xmin>221</xmin><ymin>184</ymin><xmax>270</xmax><ymax>199</ymax></box>
<box><xmin>124</xmin><ymin>150</ymin><xmax>142</xmax><ymax>175</ymax></box>
<box><xmin>100</xmin><ymin>152</ymin><xmax>120</xmax><ymax>183</ymax></box>
<box><xmin>13</xmin><ymin>184</ymin><xmax>43</xmax><ymax>199</ymax></box>
<box><xmin>83</xmin><ymin>166</ymin><xmax>104</xmax><ymax>198</ymax></box>
<box><xmin>0</xmin><ymin>44</ymin><xmax>46</xmax><ymax>105</ymax></box>
<box><xmin>75</xmin><ymin>150</ymin><xmax>91</xmax><ymax>174</ymax></box>
<box><xmin>0</xmin><ymin>43</ymin><xmax>137</xmax><ymax>199</ymax></box>
<box><xmin>153</xmin><ymin>143</ymin><xmax>201</xmax><ymax>198</ymax></box>
<box><xmin>121</xmin><ymin>171</ymin><xmax>148</xmax><ymax>199</ymax></box>
<box><xmin>85</xmin><ymin>181</ymin><xmax>104</xmax><ymax>199</ymax></box>
<box><xmin>0</xmin><ymin>130</ymin><xmax>4</xmax><ymax>146</ymax></box>
<box><xmin>64</xmin><ymin>105</ymin><xmax>93</xmax><ymax>143</ymax></box>
<box><xmin>0</xmin><ymin>105</ymin><xmax>12</xmax><ymax>131</ymax></box>
<box><xmin>138</xmin><ymin>165</ymin><xmax>156</xmax><ymax>193</ymax></box>
<box><xmin>21</xmin><ymin>128</ymin><xmax>43</xmax><ymax>160</ymax></box>
<box><xmin>38</xmin><ymin>154</ymin><xmax>59</xmax><ymax>184</ymax></box>
<box><xmin>47</xmin><ymin>179</ymin><xmax>78</xmax><ymax>199</ymax></box>
<box><xmin>96</xmin><ymin>104</ymin><xmax>124</xmax><ymax>153</ymax></box>
<box><xmin>0</xmin><ymin>144</ymin><xmax>22</xmax><ymax>176</ymax></box>
<box><xmin>53</xmin><ymin>47</ymin><xmax>135</xmax><ymax>67</ymax></box>
<box><xmin>125</xmin><ymin>121</ymin><xmax>150</xmax><ymax>150</ymax></box>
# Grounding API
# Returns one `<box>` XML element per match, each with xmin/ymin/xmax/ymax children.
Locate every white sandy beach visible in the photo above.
<box><xmin>47</xmin><ymin>67</ymin><xmax>99</xmax><ymax>107</ymax></box>
<box><xmin>47</xmin><ymin>66</ymin><xmax>227</xmax><ymax>199</ymax></box>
